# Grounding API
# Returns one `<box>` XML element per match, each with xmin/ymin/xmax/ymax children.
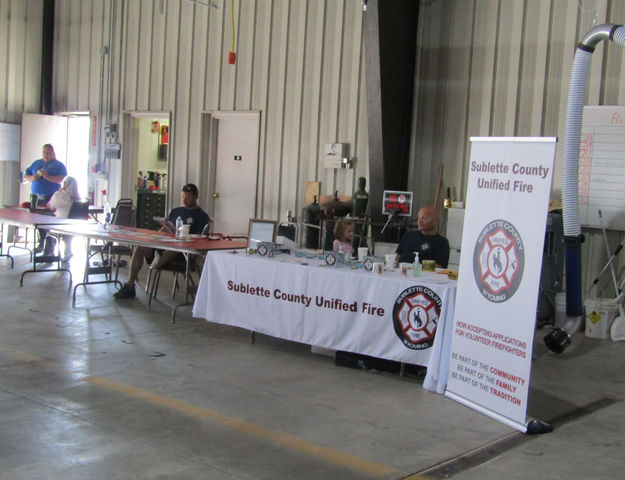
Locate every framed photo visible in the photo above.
<box><xmin>247</xmin><ymin>219</ymin><xmax>277</xmax><ymax>249</ymax></box>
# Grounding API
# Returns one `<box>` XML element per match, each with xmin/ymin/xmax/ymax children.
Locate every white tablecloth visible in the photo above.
<box><xmin>193</xmin><ymin>251</ymin><xmax>457</xmax><ymax>392</ymax></box>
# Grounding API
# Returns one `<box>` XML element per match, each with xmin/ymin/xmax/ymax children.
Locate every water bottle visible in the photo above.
<box><xmin>103</xmin><ymin>192</ymin><xmax>112</xmax><ymax>231</ymax></box>
<box><xmin>175</xmin><ymin>216</ymin><xmax>183</xmax><ymax>239</ymax></box>
<box><xmin>413</xmin><ymin>251</ymin><xmax>422</xmax><ymax>278</ymax></box>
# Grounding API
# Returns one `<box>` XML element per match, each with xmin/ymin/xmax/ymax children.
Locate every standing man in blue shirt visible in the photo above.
<box><xmin>24</xmin><ymin>144</ymin><xmax>68</xmax><ymax>253</ymax></box>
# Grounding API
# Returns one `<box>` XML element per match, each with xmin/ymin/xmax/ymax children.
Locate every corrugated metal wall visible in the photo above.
<box><xmin>411</xmin><ymin>0</ymin><xmax>625</xmax><ymax>204</ymax></box>
<box><xmin>2</xmin><ymin>0</ymin><xmax>625</xmax><ymax>296</ymax></box>
<box><xmin>0</xmin><ymin>0</ymin><xmax>43</xmax><ymax>124</ymax></box>
<box><xmin>50</xmin><ymin>0</ymin><xmax>368</xmax><ymax>221</ymax></box>
<box><xmin>412</xmin><ymin>0</ymin><xmax>625</xmax><ymax>296</ymax></box>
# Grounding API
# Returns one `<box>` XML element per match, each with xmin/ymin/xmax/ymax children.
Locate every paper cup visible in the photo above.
<box><xmin>358</xmin><ymin>247</ymin><xmax>369</xmax><ymax>262</ymax></box>
<box><xmin>385</xmin><ymin>254</ymin><xmax>396</xmax><ymax>270</ymax></box>
<box><xmin>181</xmin><ymin>224</ymin><xmax>191</xmax><ymax>239</ymax></box>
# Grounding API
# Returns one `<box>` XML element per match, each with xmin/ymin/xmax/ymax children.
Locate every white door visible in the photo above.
<box><xmin>20</xmin><ymin>113</ymin><xmax>68</xmax><ymax>203</ymax></box>
<box><xmin>211</xmin><ymin>112</ymin><xmax>260</xmax><ymax>236</ymax></box>
<box><xmin>20</xmin><ymin>113</ymin><xmax>91</xmax><ymax>203</ymax></box>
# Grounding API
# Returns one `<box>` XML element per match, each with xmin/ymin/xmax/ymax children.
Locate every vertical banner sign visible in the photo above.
<box><xmin>445</xmin><ymin>137</ymin><xmax>556</xmax><ymax>432</ymax></box>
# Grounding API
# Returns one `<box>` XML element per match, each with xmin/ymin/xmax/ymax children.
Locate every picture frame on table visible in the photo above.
<box><xmin>247</xmin><ymin>219</ymin><xmax>277</xmax><ymax>250</ymax></box>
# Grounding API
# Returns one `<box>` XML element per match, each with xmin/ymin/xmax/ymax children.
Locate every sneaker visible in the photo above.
<box><xmin>114</xmin><ymin>283</ymin><xmax>136</xmax><ymax>299</ymax></box>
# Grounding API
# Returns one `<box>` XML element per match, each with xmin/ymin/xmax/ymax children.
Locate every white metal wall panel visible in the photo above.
<box><xmin>298</xmin><ymin>0</ymin><xmax>325</xmax><ymax>203</ymax></box>
<box><xmin>516</xmin><ymin>0</ymin><xmax>550</xmax><ymax>137</ymax></box>
<box><xmin>492</xmin><ymin>0</ymin><xmax>523</xmax><ymax>137</ymax></box>
<box><xmin>22</xmin><ymin>2</ymin><xmax>43</xmax><ymax>115</ymax></box>
<box><xmin>280</xmin><ymin>0</ymin><xmax>306</xmax><ymax>218</ymax></box>
<box><xmin>123</xmin><ymin>0</ymin><xmax>140</xmax><ymax>110</ymax></box>
<box><xmin>443</xmin><ymin>1</ymin><xmax>474</xmax><ymax>202</ymax></box>
<box><xmin>87</xmin><ymin>1</ymin><xmax>105</xmax><ymax>109</ymax></box>
<box><xmin>604</xmin><ymin>0</ymin><xmax>625</xmax><ymax>105</ymax></box>
<box><xmin>262</xmin><ymin>0</ymin><xmax>288</xmax><ymax>220</ymax></box>
<box><xmin>5</xmin><ymin>1</ymin><xmax>26</xmax><ymax>118</ymax></box>
<box><xmin>186</xmin><ymin>7</ymin><xmax>210</xmax><ymax>184</ymax></box>
<box><xmin>0</xmin><ymin>0</ymin><xmax>42</xmax><ymax>123</ymax></box>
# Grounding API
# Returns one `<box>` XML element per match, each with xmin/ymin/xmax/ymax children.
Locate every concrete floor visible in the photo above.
<box><xmin>0</xmin><ymin>245</ymin><xmax>624</xmax><ymax>480</ymax></box>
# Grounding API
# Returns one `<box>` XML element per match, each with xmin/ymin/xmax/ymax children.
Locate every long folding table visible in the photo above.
<box><xmin>194</xmin><ymin>251</ymin><xmax>458</xmax><ymax>393</ymax></box>
<box><xmin>47</xmin><ymin>222</ymin><xmax>247</xmax><ymax>317</ymax></box>
<box><xmin>0</xmin><ymin>207</ymin><xmax>91</xmax><ymax>286</ymax></box>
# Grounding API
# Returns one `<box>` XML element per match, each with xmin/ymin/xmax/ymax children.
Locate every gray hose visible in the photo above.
<box><xmin>545</xmin><ymin>24</ymin><xmax>625</xmax><ymax>353</ymax></box>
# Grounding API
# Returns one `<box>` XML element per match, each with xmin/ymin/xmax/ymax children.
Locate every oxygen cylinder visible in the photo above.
<box><xmin>351</xmin><ymin>177</ymin><xmax>369</xmax><ymax>251</ymax></box>
<box><xmin>301</xmin><ymin>196</ymin><xmax>321</xmax><ymax>249</ymax></box>
<box><xmin>351</xmin><ymin>177</ymin><xmax>369</xmax><ymax>218</ymax></box>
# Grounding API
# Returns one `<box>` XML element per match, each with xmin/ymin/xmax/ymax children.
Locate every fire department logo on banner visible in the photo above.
<box><xmin>392</xmin><ymin>286</ymin><xmax>441</xmax><ymax>350</ymax></box>
<box><xmin>473</xmin><ymin>219</ymin><xmax>524</xmax><ymax>303</ymax></box>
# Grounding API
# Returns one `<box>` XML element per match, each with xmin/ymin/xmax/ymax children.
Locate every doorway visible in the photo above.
<box><xmin>202</xmin><ymin>111</ymin><xmax>261</xmax><ymax>235</ymax></box>
<box><xmin>121</xmin><ymin>112</ymin><xmax>170</xmax><ymax>230</ymax></box>
<box><xmin>20</xmin><ymin>113</ymin><xmax>90</xmax><ymax>203</ymax></box>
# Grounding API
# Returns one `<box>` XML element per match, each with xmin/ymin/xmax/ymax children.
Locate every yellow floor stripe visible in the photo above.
<box><xmin>86</xmin><ymin>375</ymin><xmax>401</xmax><ymax>478</ymax></box>
<box><xmin>0</xmin><ymin>347</ymin><xmax>58</xmax><ymax>367</ymax></box>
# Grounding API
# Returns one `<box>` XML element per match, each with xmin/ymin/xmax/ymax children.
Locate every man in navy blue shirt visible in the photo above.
<box><xmin>114</xmin><ymin>183</ymin><xmax>210</xmax><ymax>300</ymax></box>
<box><xmin>395</xmin><ymin>205</ymin><xmax>450</xmax><ymax>268</ymax></box>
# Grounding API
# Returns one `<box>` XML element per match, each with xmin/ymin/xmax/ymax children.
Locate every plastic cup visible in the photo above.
<box><xmin>181</xmin><ymin>224</ymin><xmax>190</xmax><ymax>239</ymax></box>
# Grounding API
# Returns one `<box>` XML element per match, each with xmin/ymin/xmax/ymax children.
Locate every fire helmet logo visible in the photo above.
<box><xmin>473</xmin><ymin>219</ymin><xmax>524</xmax><ymax>303</ymax></box>
<box><xmin>392</xmin><ymin>285</ymin><xmax>441</xmax><ymax>350</ymax></box>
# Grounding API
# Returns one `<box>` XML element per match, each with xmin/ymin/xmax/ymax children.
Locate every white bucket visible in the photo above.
<box><xmin>584</xmin><ymin>297</ymin><xmax>618</xmax><ymax>339</ymax></box>
<box><xmin>554</xmin><ymin>292</ymin><xmax>567</xmax><ymax>328</ymax></box>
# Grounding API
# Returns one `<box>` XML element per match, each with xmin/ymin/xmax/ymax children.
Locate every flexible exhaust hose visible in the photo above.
<box><xmin>545</xmin><ymin>24</ymin><xmax>625</xmax><ymax>353</ymax></box>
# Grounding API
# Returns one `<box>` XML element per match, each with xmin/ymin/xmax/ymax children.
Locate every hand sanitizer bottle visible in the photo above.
<box><xmin>413</xmin><ymin>251</ymin><xmax>422</xmax><ymax>278</ymax></box>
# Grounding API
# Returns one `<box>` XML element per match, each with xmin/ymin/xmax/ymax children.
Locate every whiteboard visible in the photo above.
<box><xmin>580</xmin><ymin>106</ymin><xmax>625</xmax><ymax>230</ymax></box>
<box><xmin>0</xmin><ymin>122</ymin><xmax>21</xmax><ymax>161</ymax></box>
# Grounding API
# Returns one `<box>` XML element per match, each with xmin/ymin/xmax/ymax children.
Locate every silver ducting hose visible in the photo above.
<box><xmin>545</xmin><ymin>23</ymin><xmax>625</xmax><ymax>353</ymax></box>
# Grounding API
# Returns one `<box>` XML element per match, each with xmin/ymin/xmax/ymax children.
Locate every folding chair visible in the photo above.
<box><xmin>88</xmin><ymin>198</ymin><xmax>135</xmax><ymax>281</ymax></box>
<box><xmin>147</xmin><ymin>255</ymin><xmax>199</xmax><ymax>306</ymax></box>
<box><xmin>67</xmin><ymin>201</ymin><xmax>90</xmax><ymax>220</ymax></box>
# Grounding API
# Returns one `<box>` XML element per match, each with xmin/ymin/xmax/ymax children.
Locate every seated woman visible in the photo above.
<box><xmin>48</xmin><ymin>176</ymin><xmax>81</xmax><ymax>261</ymax></box>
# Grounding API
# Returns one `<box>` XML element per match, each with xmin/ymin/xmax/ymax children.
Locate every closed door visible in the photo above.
<box><xmin>211</xmin><ymin>112</ymin><xmax>260</xmax><ymax>236</ymax></box>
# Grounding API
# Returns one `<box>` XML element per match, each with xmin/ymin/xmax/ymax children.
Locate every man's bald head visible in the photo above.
<box><xmin>417</xmin><ymin>205</ymin><xmax>438</xmax><ymax>235</ymax></box>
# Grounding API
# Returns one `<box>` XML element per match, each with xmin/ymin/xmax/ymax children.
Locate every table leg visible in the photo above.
<box><xmin>0</xmin><ymin>223</ymin><xmax>14</xmax><ymax>269</ymax></box>
<box><xmin>20</xmin><ymin>232</ymin><xmax>71</xmax><ymax>286</ymax></box>
<box><xmin>171</xmin><ymin>252</ymin><xmax>193</xmax><ymax>324</ymax></box>
<box><xmin>72</xmin><ymin>236</ymin><xmax>122</xmax><ymax>306</ymax></box>
<box><xmin>7</xmin><ymin>225</ymin><xmax>33</xmax><ymax>261</ymax></box>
